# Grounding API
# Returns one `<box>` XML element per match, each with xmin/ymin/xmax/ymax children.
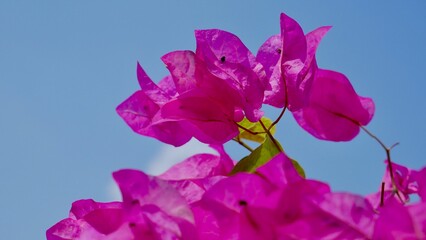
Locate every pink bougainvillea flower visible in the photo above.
<box><xmin>47</xmin><ymin>170</ymin><xmax>199</xmax><ymax>240</ymax></box>
<box><xmin>257</xmin><ymin>13</ymin><xmax>331</xmax><ymax>110</ymax></box>
<box><xmin>118</xmin><ymin>43</ymin><xmax>265</xmax><ymax>146</ymax></box>
<box><xmin>368</xmin><ymin>161</ymin><xmax>425</xmax><ymax>208</ymax></box>
<box><xmin>160</xmin><ymin>50</ymin><xmax>247</xmax><ymax>144</ymax></box>
<box><xmin>192</xmin><ymin>152</ymin><xmax>334</xmax><ymax>239</ymax></box>
<box><xmin>191</xmin><ymin>153</ymin><xmax>297</xmax><ymax>239</ymax></box>
<box><xmin>116</xmin><ymin>63</ymin><xmax>192</xmax><ymax>147</ymax></box>
<box><xmin>194</xmin><ymin>29</ymin><xmax>266</xmax><ymax>122</ymax></box>
<box><xmin>293</xmin><ymin>69</ymin><xmax>375</xmax><ymax>141</ymax></box>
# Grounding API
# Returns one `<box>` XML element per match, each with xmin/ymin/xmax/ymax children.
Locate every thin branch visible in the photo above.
<box><xmin>232</xmin><ymin>138</ymin><xmax>254</xmax><ymax>152</ymax></box>
<box><xmin>235</xmin><ymin>122</ymin><xmax>265</xmax><ymax>135</ymax></box>
<box><xmin>380</xmin><ymin>182</ymin><xmax>385</xmax><ymax>207</ymax></box>
<box><xmin>269</xmin><ymin>106</ymin><xmax>287</xmax><ymax>131</ymax></box>
<box><xmin>259</xmin><ymin>119</ymin><xmax>283</xmax><ymax>153</ymax></box>
<box><xmin>360</xmin><ymin>126</ymin><xmax>404</xmax><ymax>204</ymax></box>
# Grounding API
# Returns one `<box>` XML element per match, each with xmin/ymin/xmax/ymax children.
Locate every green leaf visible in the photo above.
<box><xmin>237</xmin><ymin>116</ymin><xmax>276</xmax><ymax>143</ymax></box>
<box><xmin>230</xmin><ymin>135</ymin><xmax>282</xmax><ymax>175</ymax></box>
<box><xmin>290</xmin><ymin>158</ymin><xmax>306</xmax><ymax>178</ymax></box>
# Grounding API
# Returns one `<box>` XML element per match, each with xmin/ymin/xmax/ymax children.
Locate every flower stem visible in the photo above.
<box><xmin>360</xmin><ymin>126</ymin><xmax>404</xmax><ymax>204</ymax></box>
<box><xmin>232</xmin><ymin>138</ymin><xmax>254</xmax><ymax>152</ymax></box>
<box><xmin>269</xmin><ymin>106</ymin><xmax>287</xmax><ymax>131</ymax></box>
<box><xmin>380</xmin><ymin>182</ymin><xmax>385</xmax><ymax>207</ymax></box>
<box><xmin>259</xmin><ymin>119</ymin><xmax>283</xmax><ymax>153</ymax></box>
<box><xmin>235</xmin><ymin>122</ymin><xmax>265</xmax><ymax>135</ymax></box>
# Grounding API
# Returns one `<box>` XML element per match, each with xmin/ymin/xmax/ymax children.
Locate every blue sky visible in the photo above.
<box><xmin>1</xmin><ymin>1</ymin><xmax>426</xmax><ymax>239</ymax></box>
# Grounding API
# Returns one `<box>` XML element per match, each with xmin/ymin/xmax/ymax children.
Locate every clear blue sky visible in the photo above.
<box><xmin>1</xmin><ymin>1</ymin><xmax>425</xmax><ymax>239</ymax></box>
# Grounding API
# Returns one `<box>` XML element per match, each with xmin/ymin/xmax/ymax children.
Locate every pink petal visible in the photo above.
<box><xmin>417</xmin><ymin>167</ymin><xmax>426</xmax><ymax>201</ymax></box>
<box><xmin>161</xmin><ymin>51</ymin><xmax>198</xmax><ymax>94</ymax></box>
<box><xmin>300</xmin><ymin>26</ymin><xmax>332</xmax><ymax>79</ymax></box>
<box><xmin>70</xmin><ymin>200</ymin><xmax>124</xmax><ymax>235</ymax></box>
<box><xmin>194</xmin><ymin>173</ymin><xmax>278</xmax><ymax>239</ymax></box>
<box><xmin>116</xmin><ymin>91</ymin><xmax>192</xmax><ymax>146</ymax></box>
<box><xmin>373</xmin><ymin>198</ymin><xmax>421</xmax><ymax>239</ymax></box>
<box><xmin>157</xmin><ymin>146</ymin><xmax>234</xmax><ymax>204</ymax></box>
<box><xmin>293</xmin><ymin>69</ymin><xmax>374</xmax><ymax>141</ymax></box>
<box><xmin>157</xmin><ymin>75</ymin><xmax>178</xmax><ymax>99</ymax></box>
<box><xmin>195</xmin><ymin>29</ymin><xmax>264</xmax><ymax>121</ymax></box>
<box><xmin>313</xmin><ymin>192</ymin><xmax>376</xmax><ymax>238</ymax></box>
<box><xmin>46</xmin><ymin>218</ymin><xmax>83</xmax><ymax>240</ymax></box>
<box><xmin>136</xmin><ymin>62</ymin><xmax>171</xmax><ymax>103</ymax></box>
<box><xmin>256</xmin><ymin>35</ymin><xmax>281</xmax><ymax>78</ymax></box>
<box><xmin>112</xmin><ymin>169</ymin><xmax>194</xmax><ymax>224</ymax></box>
<box><xmin>159</xmin><ymin>145</ymin><xmax>233</xmax><ymax>180</ymax></box>
<box><xmin>255</xmin><ymin>152</ymin><xmax>303</xmax><ymax>187</ymax></box>
<box><xmin>280</xmin><ymin>13</ymin><xmax>307</xmax><ymax>64</ymax></box>
<box><xmin>161</xmin><ymin>91</ymin><xmax>239</xmax><ymax>144</ymax></box>
<box><xmin>256</xmin><ymin>35</ymin><xmax>286</xmax><ymax>108</ymax></box>
<box><xmin>162</xmin><ymin>50</ymin><xmax>244</xmax><ymax>120</ymax></box>
<box><xmin>407</xmin><ymin>202</ymin><xmax>426</xmax><ymax>238</ymax></box>
<box><xmin>383</xmin><ymin>161</ymin><xmax>419</xmax><ymax>202</ymax></box>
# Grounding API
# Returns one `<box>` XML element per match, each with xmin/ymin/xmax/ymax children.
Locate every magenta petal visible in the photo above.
<box><xmin>116</xmin><ymin>91</ymin><xmax>192</xmax><ymax>146</ymax></box>
<box><xmin>129</xmin><ymin>205</ymin><xmax>197</xmax><ymax>240</ymax></box>
<box><xmin>116</xmin><ymin>91</ymin><xmax>160</xmax><ymax>130</ymax></box>
<box><xmin>256</xmin><ymin>35</ymin><xmax>282</xmax><ymax>78</ymax></box>
<box><xmin>112</xmin><ymin>169</ymin><xmax>194</xmax><ymax>224</ymax></box>
<box><xmin>294</xmin><ymin>69</ymin><xmax>374</xmax><ymax>141</ymax></box>
<box><xmin>417</xmin><ymin>167</ymin><xmax>426</xmax><ymax>201</ymax></box>
<box><xmin>136</xmin><ymin>62</ymin><xmax>171</xmax><ymax>103</ymax></box>
<box><xmin>407</xmin><ymin>202</ymin><xmax>426</xmax><ymax>237</ymax></box>
<box><xmin>383</xmin><ymin>161</ymin><xmax>419</xmax><ymax>202</ymax></box>
<box><xmin>373</xmin><ymin>198</ymin><xmax>421</xmax><ymax>239</ymax></box>
<box><xmin>195</xmin><ymin>29</ymin><xmax>257</xmax><ymax>67</ymax></box>
<box><xmin>257</xmin><ymin>35</ymin><xmax>286</xmax><ymax>108</ymax></box>
<box><xmin>314</xmin><ymin>193</ymin><xmax>376</xmax><ymax>238</ymax></box>
<box><xmin>195</xmin><ymin>29</ymin><xmax>264</xmax><ymax>121</ymax></box>
<box><xmin>292</xmin><ymin>26</ymin><xmax>332</xmax><ymax>109</ymax></box>
<box><xmin>162</xmin><ymin>49</ymin><xmax>245</xmax><ymax>121</ymax></box>
<box><xmin>46</xmin><ymin>218</ymin><xmax>83</xmax><ymax>240</ymax></box>
<box><xmin>69</xmin><ymin>200</ymin><xmax>124</xmax><ymax>235</ymax></box>
<box><xmin>161</xmin><ymin>92</ymin><xmax>239</xmax><ymax>144</ymax></box>
<box><xmin>260</xmin><ymin>16</ymin><xmax>332</xmax><ymax>110</ymax></box>
<box><xmin>280</xmin><ymin>12</ymin><xmax>309</xmax><ymax>111</ymax></box>
<box><xmin>280</xmin><ymin>13</ymin><xmax>307</xmax><ymax>63</ymax></box>
<box><xmin>161</xmin><ymin>51</ymin><xmax>198</xmax><ymax>94</ymax></box>
<box><xmin>160</xmin><ymin>146</ymin><xmax>233</xmax><ymax>180</ymax></box>
<box><xmin>157</xmin><ymin>75</ymin><xmax>178</xmax><ymax>98</ymax></box>
<box><xmin>194</xmin><ymin>173</ymin><xmax>278</xmax><ymax>239</ymax></box>
<box><xmin>46</xmin><ymin>200</ymin><xmax>131</xmax><ymax>240</ymax></box>
<box><xmin>256</xmin><ymin>153</ymin><xmax>302</xmax><ymax>186</ymax></box>
<box><xmin>301</xmin><ymin>26</ymin><xmax>332</xmax><ymax>78</ymax></box>
<box><xmin>368</xmin><ymin>162</ymin><xmax>420</xmax><ymax>207</ymax></box>
<box><xmin>201</xmin><ymin>173</ymin><xmax>277</xmax><ymax>214</ymax></box>
<box><xmin>293</xmin><ymin>104</ymin><xmax>361</xmax><ymax>141</ymax></box>
<box><xmin>279</xmin><ymin>12</ymin><xmax>310</xmax><ymax>111</ymax></box>
<box><xmin>158</xmin><ymin>148</ymin><xmax>233</xmax><ymax>204</ymax></box>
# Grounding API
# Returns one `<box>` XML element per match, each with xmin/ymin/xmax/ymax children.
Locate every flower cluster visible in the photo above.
<box><xmin>47</xmin><ymin>13</ymin><xmax>426</xmax><ymax>239</ymax></box>
<box><xmin>47</xmin><ymin>148</ymin><xmax>426</xmax><ymax>239</ymax></box>
<box><xmin>116</xmin><ymin>13</ymin><xmax>373</xmax><ymax>145</ymax></box>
